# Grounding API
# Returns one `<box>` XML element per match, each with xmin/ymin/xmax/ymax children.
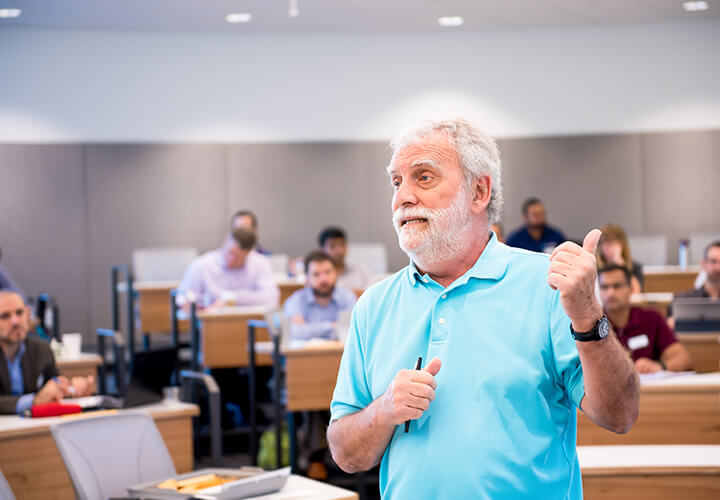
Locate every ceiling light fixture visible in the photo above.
<box><xmin>437</xmin><ymin>16</ymin><xmax>464</xmax><ymax>27</ymax></box>
<box><xmin>683</xmin><ymin>1</ymin><xmax>709</xmax><ymax>11</ymax></box>
<box><xmin>225</xmin><ymin>12</ymin><xmax>252</xmax><ymax>24</ymax></box>
<box><xmin>0</xmin><ymin>8</ymin><xmax>22</xmax><ymax>18</ymax></box>
<box><xmin>288</xmin><ymin>0</ymin><xmax>299</xmax><ymax>18</ymax></box>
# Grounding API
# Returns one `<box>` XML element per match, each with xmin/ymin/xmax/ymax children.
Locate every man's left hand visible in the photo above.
<box><xmin>548</xmin><ymin>229</ymin><xmax>604</xmax><ymax>333</ymax></box>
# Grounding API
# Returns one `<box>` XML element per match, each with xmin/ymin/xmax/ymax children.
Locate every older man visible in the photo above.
<box><xmin>0</xmin><ymin>291</ymin><xmax>93</xmax><ymax>414</ymax></box>
<box><xmin>327</xmin><ymin>119</ymin><xmax>638</xmax><ymax>499</ymax></box>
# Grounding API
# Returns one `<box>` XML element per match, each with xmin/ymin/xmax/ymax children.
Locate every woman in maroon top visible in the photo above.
<box><xmin>598</xmin><ymin>264</ymin><xmax>693</xmax><ymax>373</ymax></box>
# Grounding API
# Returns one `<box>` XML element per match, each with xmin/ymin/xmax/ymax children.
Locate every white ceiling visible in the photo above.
<box><xmin>1</xmin><ymin>0</ymin><xmax>718</xmax><ymax>33</ymax></box>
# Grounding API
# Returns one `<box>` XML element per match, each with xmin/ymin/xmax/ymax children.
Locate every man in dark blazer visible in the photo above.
<box><xmin>0</xmin><ymin>290</ymin><xmax>93</xmax><ymax>414</ymax></box>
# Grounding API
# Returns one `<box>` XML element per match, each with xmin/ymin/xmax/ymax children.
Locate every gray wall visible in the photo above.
<box><xmin>1</xmin><ymin>130</ymin><xmax>718</xmax><ymax>341</ymax></box>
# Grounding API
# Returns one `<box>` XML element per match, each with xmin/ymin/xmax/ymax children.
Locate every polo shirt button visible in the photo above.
<box><xmin>441</xmin><ymin>294</ymin><xmax>447</xmax><ymax>299</ymax></box>
<box><xmin>423</xmin><ymin>278</ymin><xmax>429</xmax><ymax>283</ymax></box>
<box><xmin>438</xmin><ymin>317</ymin><xmax>446</xmax><ymax>324</ymax></box>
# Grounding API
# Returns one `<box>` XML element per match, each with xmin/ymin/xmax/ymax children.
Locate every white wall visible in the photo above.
<box><xmin>1</xmin><ymin>20</ymin><xmax>719</xmax><ymax>143</ymax></box>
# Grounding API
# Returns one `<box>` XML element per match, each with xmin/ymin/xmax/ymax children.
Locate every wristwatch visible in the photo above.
<box><xmin>570</xmin><ymin>315</ymin><xmax>610</xmax><ymax>342</ymax></box>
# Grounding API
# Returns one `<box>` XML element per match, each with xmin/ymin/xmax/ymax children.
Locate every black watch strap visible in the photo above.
<box><xmin>570</xmin><ymin>315</ymin><xmax>610</xmax><ymax>342</ymax></box>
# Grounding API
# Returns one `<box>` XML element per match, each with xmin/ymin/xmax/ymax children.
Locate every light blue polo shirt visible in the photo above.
<box><xmin>331</xmin><ymin>233</ymin><xmax>585</xmax><ymax>499</ymax></box>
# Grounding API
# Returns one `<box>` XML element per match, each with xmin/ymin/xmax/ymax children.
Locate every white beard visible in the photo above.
<box><xmin>392</xmin><ymin>186</ymin><xmax>475</xmax><ymax>269</ymax></box>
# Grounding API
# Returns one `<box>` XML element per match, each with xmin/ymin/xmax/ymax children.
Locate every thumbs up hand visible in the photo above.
<box><xmin>548</xmin><ymin>229</ymin><xmax>604</xmax><ymax>333</ymax></box>
<box><xmin>378</xmin><ymin>358</ymin><xmax>442</xmax><ymax>427</ymax></box>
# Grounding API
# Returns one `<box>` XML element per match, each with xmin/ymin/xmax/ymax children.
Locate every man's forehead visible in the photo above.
<box><xmin>0</xmin><ymin>293</ymin><xmax>24</xmax><ymax>311</ymax></box>
<box><xmin>600</xmin><ymin>270</ymin><xmax>626</xmax><ymax>283</ymax></box>
<box><xmin>389</xmin><ymin>133</ymin><xmax>457</xmax><ymax>172</ymax></box>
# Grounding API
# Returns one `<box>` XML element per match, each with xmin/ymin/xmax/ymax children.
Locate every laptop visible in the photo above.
<box><xmin>673</xmin><ymin>298</ymin><xmax>720</xmax><ymax>332</ymax></box>
<box><xmin>68</xmin><ymin>347</ymin><xmax>178</xmax><ymax>410</ymax></box>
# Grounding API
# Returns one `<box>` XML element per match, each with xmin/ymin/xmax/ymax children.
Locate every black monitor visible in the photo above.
<box><xmin>122</xmin><ymin>347</ymin><xmax>178</xmax><ymax>408</ymax></box>
<box><xmin>674</xmin><ymin>298</ymin><xmax>720</xmax><ymax>332</ymax></box>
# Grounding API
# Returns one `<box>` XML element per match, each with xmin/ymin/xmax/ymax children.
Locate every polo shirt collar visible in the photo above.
<box><xmin>406</xmin><ymin>231</ymin><xmax>509</xmax><ymax>286</ymax></box>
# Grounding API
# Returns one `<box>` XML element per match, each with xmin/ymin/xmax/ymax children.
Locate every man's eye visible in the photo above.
<box><xmin>419</xmin><ymin>175</ymin><xmax>432</xmax><ymax>182</ymax></box>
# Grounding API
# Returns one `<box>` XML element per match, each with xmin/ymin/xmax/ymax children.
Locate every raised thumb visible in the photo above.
<box><xmin>583</xmin><ymin>228</ymin><xmax>602</xmax><ymax>255</ymax></box>
<box><xmin>422</xmin><ymin>357</ymin><xmax>442</xmax><ymax>377</ymax></box>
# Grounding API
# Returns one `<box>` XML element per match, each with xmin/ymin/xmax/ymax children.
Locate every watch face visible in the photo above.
<box><xmin>598</xmin><ymin>316</ymin><xmax>610</xmax><ymax>339</ymax></box>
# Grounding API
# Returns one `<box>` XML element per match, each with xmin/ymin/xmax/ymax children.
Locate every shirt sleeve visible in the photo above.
<box><xmin>234</xmin><ymin>256</ymin><xmax>280</xmax><ymax>307</ymax></box>
<box><xmin>15</xmin><ymin>393</ymin><xmax>34</xmax><ymax>415</ymax></box>
<box><xmin>549</xmin><ymin>289</ymin><xmax>585</xmax><ymax>409</ymax></box>
<box><xmin>653</xmin><ymin>311</ymin><xmax>679</xmax><ymax>358</ymax></box>
<box><xmin>177</xmin><ymin>259</ymin><xmax>205</xmax><ymax>305</ymax></box>
<box><xmin>330</xmin><ymin>297</ymin><xmax>372</xmax><ymax>422</ymax></box>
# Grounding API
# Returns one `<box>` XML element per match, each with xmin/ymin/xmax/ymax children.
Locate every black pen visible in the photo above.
<box><xmin>404</xmin><ymin>356</ymin><xmax>423</xmax><ymax>433</ymax></box>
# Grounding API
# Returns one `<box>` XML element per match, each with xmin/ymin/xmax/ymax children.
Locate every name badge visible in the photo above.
<box><xmin>628</xmin><ymin>334</ymin><xmax>649</xmax><ymax>351</ymax></box>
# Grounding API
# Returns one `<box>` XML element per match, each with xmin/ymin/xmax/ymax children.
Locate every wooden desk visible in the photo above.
<box><xmin>256</xmin><ymin>341</ymin><xmax>344</xmax><ymax>412</ymax></box>
<box><xmin>197</xmin><ymin>306</ymin><xmax>273</xmax><ymax>369</ymax></box>
<box><xmin>278</xmin><ymin>279</ymin><xmax>305</xmax><ymax>305</ymax></box>
<box><xmin>0</xmin><ymin>401</ymin><xmax>199</xmax><ymax>500</ymax></box>
<box><xmin>631</xmin><ymin>292</ymin><xmax>673</xmax><ymax>318</ymax></box>
<box><xmin>677</xmin><ymin>332</ymin><xmax>720</xmax><ymax>373</ymax></box>
<box><xmin>579</xmin><ymin>445</ymin><xmax>720</xmax><ymax>500</ymax></box>
<box><xmin>56</xmin><ymin>353</ymin><xmax>103</xmax><ymax>393</ymax></box>
<box><xmin>117</xmin><ymin>280</ymin><xmax>188</xmax><ymax>335</ymax></box>
<box><xmin>577</xmin><ymin>372</ymin><xmax>720</xmax><ymax>445</ymax></box>
<box><xmin>643</xmin><ymin>266</ymin><xmax>700</xmax><ymax>294</ymax></box>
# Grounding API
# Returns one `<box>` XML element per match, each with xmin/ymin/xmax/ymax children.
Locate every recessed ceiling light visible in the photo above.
<box><xmin>438</xmin><ymin>16</ymin><xmax>464</xmax><ymax>27</ymax></box>
<box><xmin>683</xmin><ymin>1</ymin><xmax>709</xmax><ymax>11</ymax></box>
<box><xmin>225</xmin><ymin>12</ymin><xmax>252</xmax><ymax>24</ymax></box>
<box><xmin>0</xmin><ymin>8</ymin><xmax>22</xmax><ymax>18</ymax></box>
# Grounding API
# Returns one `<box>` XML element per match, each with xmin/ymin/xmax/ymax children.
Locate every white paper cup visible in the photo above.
<box><xmin>62</xmin><ymin>333</ymin><xmax>83</xmax><ymax>359</ymax></box>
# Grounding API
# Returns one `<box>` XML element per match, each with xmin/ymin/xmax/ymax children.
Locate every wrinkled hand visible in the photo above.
<box><xmin>548</xmin><ymin>229</ymin><xmax>604</xmax><ymax>332</ymax></box>
<box><xmin>635</xmin><ymin>358</ymin><xmax>663</xmax><ymax>374</ymax></box>
<box><xmin>378</xmin><ymin>358</ymin><xmax>441</xmax><ymax>427</ymax></box>
<box><xmin>34</xmin><ymin>378</ymin><xmax>65</xmax><ymax>405</ymax></box>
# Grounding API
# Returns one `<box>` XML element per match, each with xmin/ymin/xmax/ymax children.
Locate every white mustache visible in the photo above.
<box><xmin>392</xmin><ymin>207</ymin><xmax>439</xmax><ymax>228</ymax></box>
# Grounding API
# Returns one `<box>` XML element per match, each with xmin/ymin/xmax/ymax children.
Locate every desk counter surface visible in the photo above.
<box><xmin>0</xmin><ymin>400</ymin><xmax>199</xmax><ymax>439</ymax></box>
<box><xmin>0</xmin><ymin>401</ymin><xmax>199</xmax><ymax>500</ymax></box>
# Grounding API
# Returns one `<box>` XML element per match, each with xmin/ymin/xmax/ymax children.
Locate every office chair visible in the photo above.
<box><xmin>0</xmin><ymin>469</ymin><xmax>16</xmax><ymax>500</ymax></box>
<box><xmin>50</xmin><ymin>413</ymin><xmax>176</xmax><ymax>500</ymax></box>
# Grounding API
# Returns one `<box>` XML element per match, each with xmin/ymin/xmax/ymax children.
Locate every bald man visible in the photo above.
<box><xmin>0</xmin><ymin>291</ymin><xmax>93</xmax><ymax>414</ymax></box>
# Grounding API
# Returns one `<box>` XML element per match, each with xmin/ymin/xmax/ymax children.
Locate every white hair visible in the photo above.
<box><xmin>388</xmin><ymin>118</ymin><xmax>504</xmax><ymax>225</ymax></box>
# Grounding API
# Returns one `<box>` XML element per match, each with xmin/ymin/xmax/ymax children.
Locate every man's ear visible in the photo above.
<box><xmin>471</xmin><ymin>175</ymin><xmax>492</xmax><ymax>214</ymax></box>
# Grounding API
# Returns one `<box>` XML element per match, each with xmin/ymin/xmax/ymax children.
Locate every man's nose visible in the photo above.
<box><xmin>392</xmin><ymin>181</ymin><xmax>418</xmax><ymax>211</ymax></box>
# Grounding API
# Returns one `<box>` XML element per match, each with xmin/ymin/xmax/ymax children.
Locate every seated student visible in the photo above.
<box><xmin>284</xmin><ymin>251</ymin><xmax>357</xmax><ymax>341</ymax></box>
<box><xmin>599</xmin><ymin>265</ymin><xmax>692</xmax><ymax>374</ymax></box>
<box><xmin>178</xmin><ymin>226</ymin><xmax>279</xmax><ymax>308</ymax></box>
<box><xmin>597</xmin><ymin>223</ymin><xmax>643</xmax><ymax>293</ymax></box>
<box><xmin>506</xmin><ymin>197</ymin><xmax>567</xmax><ymax>253</ymax></box>
<box><xmin>0</xmin><ymin>246</ymin><xmax>25</xmax><ymax>299</ymax></box>
<box><xmin>231</xmin><ymin>209</ymin><xmax>271</xmax><ymax>256</ymax></box>
<box><xmin>0</xmin><ymin>291</ymin><xmax>93</xmax><ymax>414</ymax></box>
<box><xmin>318</xmin><ymin>227</ymin><xmax>372</xmax><ymax>290</ymax></box>
<box><xmin>667</xmin><ymin>241</ymin><xmax>720</xmax><ymax>329</ymax></box>
<box><xmin>677</xmin><ymin>241</ymin><xmax>720</xmax><ymax>301</ymax></box>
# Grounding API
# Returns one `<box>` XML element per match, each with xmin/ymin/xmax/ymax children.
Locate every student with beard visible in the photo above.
<box><xmin>284</xmin><ymin>251</ymin><xmax>357</xmax><ymax>341</ymax></box>
<box><xmin>506</xmin><ymin>197</ymin><xmax>567</xmax><ymax>253</ymax></box>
